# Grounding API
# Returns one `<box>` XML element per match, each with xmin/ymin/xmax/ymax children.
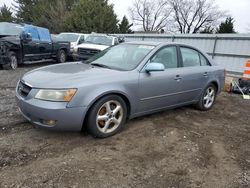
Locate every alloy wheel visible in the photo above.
<box><xmin>203</xmin><ymin>87</ymin><xmax>215</xmax><ymax>109</ymax></box>
<box><xmin>96</xmin><ymin>100</ymin><xmax>123</xmax><ymax>134</ymax></box>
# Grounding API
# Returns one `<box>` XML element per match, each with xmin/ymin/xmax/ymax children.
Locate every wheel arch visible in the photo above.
<box><xmin>81</xmin><ymin>91</ymin><xmax>132</xmax><ymax>130</ymax></box>
<box><xmin>9</xmin><ymin>50</ymin><xmax>22</xmax><ymax>64</ymax></box>
<box><xmin>59</xmin><ymin>47</ymin><xmax>68</xmax><ymax>54</ymax></box>
<box><xmin>209</xmin><ymin>80</ymin><xmax>219</xmax><ymax>93</ymax></box>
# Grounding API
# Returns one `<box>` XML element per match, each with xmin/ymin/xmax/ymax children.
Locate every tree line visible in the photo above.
<box><xmin>0</xmin><ymin>0</ymin><xmax>240</xmax><ymax>34</ymax></box>
<box><xmin>0</xmin><ymin>0</ymin><xmax>133</xmax><ymax>34</ymax></box>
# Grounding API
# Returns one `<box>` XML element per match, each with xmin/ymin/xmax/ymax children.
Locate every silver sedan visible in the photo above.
<box><xmin>16</xmin><ymin>41</ymin><xmax>225</xmax><ymax>138</ymax></box>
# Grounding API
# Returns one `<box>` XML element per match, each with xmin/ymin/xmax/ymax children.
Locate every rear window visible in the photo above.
<box><xmin>180</xmin><ymin>47</ymin><xmax>200</xmax><ymax>67</ymax></box>
<box><xmin>200</xmin><ymin>54</ymin><xmax>210</xmax><ymax>66</ymax></box>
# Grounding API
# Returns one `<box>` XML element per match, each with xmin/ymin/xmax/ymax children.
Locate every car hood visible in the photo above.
<box><xmin>77</xmin><ymin>43</ymin><xmax>109</xmax><ymax>50</ymax></box>
<box><xmin>22</xmin><ymin>62</ymin><xmax>122</xmax><ymax>89</ymax></box>
<box><xmin>0</xmin><ymin>35</ymin><xmax>20</xmax><ymax>45</ymax></box>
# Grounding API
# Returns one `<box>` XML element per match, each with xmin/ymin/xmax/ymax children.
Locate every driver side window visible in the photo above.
<box><xmin>150</xmin><ymin>46</ymin><xmax>178</xmax><ymax>69</ymax></box>
<box><xmin>24</xmin><ymin>27</ymin><xmax>39</xmax><ymax>41</ymax></box>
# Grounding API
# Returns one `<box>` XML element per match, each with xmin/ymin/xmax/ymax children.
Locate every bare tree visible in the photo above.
<box><xmin>129</xmin><ymin>0</ymin><xmax>172</xmax><ymax>32</ymax></box>
<box><xmin>170</xmin><ymin>0</ymin><xmax>226</xmax><ymax>33</ymax></box>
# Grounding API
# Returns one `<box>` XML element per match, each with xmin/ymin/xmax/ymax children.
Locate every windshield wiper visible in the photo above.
<box><xmin>91</xmin><ymin>63</ymin><xmax>111</xmax><ymax>69</ymax></box>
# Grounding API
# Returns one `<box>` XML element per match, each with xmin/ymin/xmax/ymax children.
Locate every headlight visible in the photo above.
<box><xmin>35</xmin><ymin>89</ymin><xmax>77</xmax><ymax>102</ymax></box>
<box><xmin>73</xmin><ymin>47</ymin><xmax>78</xmax><ymax>54</ymax></box>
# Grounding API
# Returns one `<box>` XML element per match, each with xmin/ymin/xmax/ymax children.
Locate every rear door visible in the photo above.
<box><xmin>37</xmin><ymin>27</ymin><xmax>53</xmax><ymax>59</ymax></box>
<box><xmin>177</xmin><ymin>46</ymin><xmax>211</xmax><ymax>102</ymax></box>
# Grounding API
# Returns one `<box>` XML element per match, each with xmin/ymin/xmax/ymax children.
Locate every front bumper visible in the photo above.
<box><xmin>16</xmin><ymin>93</ymin><xmax>87</xmax><ymax>131</ymax></box>
<box><xmin>68</xmin><ymin>49</ymin><xmax>74</xmax><ymax>57</ymax></box>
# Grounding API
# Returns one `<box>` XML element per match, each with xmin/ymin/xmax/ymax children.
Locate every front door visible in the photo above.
<box><xmin>23</xmin><ymin>26</ymin><xmax>40</xmax><ymax>61</ymax></box>
<box><xmin>138</xmin><ymin>45</ymin><xmax>184</xmax><ymax>113</ymax></box>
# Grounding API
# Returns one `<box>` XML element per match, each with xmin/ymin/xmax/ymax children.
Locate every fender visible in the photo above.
<box><xmin>67</xmin><ymin>83</ymin><xmax>139</xmax><ymax>117</ymax></box>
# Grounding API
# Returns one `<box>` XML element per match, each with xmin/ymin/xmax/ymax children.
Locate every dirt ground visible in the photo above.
<box><xmin>0</xmin><ymin>63</ymin><xmax>249</xmax><ymax>188</ymax></box>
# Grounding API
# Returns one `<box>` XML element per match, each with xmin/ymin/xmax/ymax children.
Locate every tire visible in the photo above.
<box><xmin>196</xmin><ymin>84</ymin><xmax>217</xmax><ymax>111</ymax></box>
<box><xmin>86</xmin><ymin>95</ymin><xmax>127</xmax><ymax>138</ymax></box>
<box><xmin>57</xmin><ymin>50</ymin><xmax>67</xmax><ymax>63</ymax></box>
<box><xmin>2</xmin><ymin>51</ymin><xmax>18</xmax><ymax>70</ymax></box>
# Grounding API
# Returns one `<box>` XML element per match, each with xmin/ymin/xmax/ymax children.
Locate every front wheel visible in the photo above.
<box><xmin>196</xmin><ymin>84</ymin><xmax>217</xmax><ymax>111</ymax></box>
<box><xmin>2</xmin><ymin>51</ymin><xmax>18</xmax><ymax>70</ymax></box>
<box><xmin>86</xmin><ymin>95</ymin><xmax>127</xmax><ymax>138</ymax></box>
<box><xmin>57</xmin><ymin>50</ymin><xmax>67</xmax><ymax>63</ymax></box>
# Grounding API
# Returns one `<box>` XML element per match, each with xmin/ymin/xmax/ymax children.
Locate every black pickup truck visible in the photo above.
<box><xmin>0</xmin><ymin>22</ymin><xmax>70</xmax><ymax>70</ymax></box>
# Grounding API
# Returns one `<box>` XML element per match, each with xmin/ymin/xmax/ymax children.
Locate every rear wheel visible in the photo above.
<box><xmin>57</xmin><ymin>50</ymin><xmax>66</xmax><ymax>63</ymax></box>
<box><xmin>196</xmin><ymin>84</ymin><xmax>217</xmax><ymax>111</ymax></box>
<box><xmin>2</xmin><ymin>51</ymin><xmax>18</xmax><ymax>70</ymax></box>
<box><xmin>86</xmin><ymin>95</ymin><xmax>127</xmax><ymax>138</ymax></box>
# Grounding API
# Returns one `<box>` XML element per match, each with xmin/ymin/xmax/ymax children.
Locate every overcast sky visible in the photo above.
<box><xmin>1</xmin><ymin>0</ymin><xmax>250</xmax><ymax>33</ymax></box>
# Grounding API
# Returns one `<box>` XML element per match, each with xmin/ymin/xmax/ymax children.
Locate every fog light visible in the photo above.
<box><xmin>42</xmin><ymin>120</ymin><xmax>57</xmax><ymax>126</ymax></box>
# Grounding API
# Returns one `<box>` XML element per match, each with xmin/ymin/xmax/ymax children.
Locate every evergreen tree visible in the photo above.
<box><xmin>118</xmin><ymin>16</ymin><xmax>133</xmax><ymax>33</ymax></box>
<box><xmin>0</xmin><ymin>4</ymin><xmax>13</xmax><ymax>22</ymax></box>
<box><xmin>14</xmin><ymin>0</ymin><xmax>39</xmax><ymax>23</ymax></box>
<box><xmin>14</xmin><ymin>0</ymin><xmax>76</xmax><ymax>33</ymax></box>
<box><xmin>216</xmin><ymin>17</ymin><xmax>236</xmax><ymax>33</ymax></box>
<box><xmin>64</xmin><ymin>0</ymin><xmax>119</xmax><ymax>33</ymax></box>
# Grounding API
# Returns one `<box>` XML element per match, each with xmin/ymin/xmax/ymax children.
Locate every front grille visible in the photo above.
<box><xmin>17</xmin><ymin>81</ymin><xmax>32</xmax><ymax>98</ymax></box>
<box><xmin>78</xmin><ymin>48</ymin><xmax>101</xmax><ymax>56</ymax></box>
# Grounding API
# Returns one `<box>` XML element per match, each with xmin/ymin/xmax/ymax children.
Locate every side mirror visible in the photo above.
<box><xmin>145</xmin><ymin>63</ymin><xmax>165</xmax><ymax>72</ymax></box>
<box><xmin>78</xmin><ymin>39</ymin><xmax>84</xmax><ymax>45</ymax></box>
<box><xmin>22</xmin><ymin>33</ymin><xmax>32</xmax><ymax>42</ymax></box>
<box><xmin>118</xmin><ymin>37</ymin><xmax>125</xmax><ymax>43</ymax></box>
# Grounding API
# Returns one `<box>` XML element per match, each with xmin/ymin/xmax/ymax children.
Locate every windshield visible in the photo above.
<box><xmin>85</xmin><ymin>35</ymin><xmax>113</xmax><ymax>46</ymax></box>
<box><xmin>56</xmin><ymin>33</ymin><xmax>79</xmax><ymax>42</ymax></box>
<box><xmin>86</xmin><ymin>44</ymin><xmax>155</xmax><ymax>71</ymax></box>
<box><xmin>0</xmin><ymin>23</ymin><xmax>23</xmax><ymax>36</ymax></box>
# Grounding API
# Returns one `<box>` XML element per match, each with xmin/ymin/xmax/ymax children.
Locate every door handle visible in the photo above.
<box><xmin>174</xmin><ymin>75</ymin><xmax>182</xmax><ymax>81</ymax></box>
<box><xmin>203</xmin><ymin>72</ymin><xmax>208</xmax><ymax>77</ymax></box>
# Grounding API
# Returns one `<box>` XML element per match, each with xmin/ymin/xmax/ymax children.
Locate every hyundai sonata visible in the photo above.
<box><xmin>16</xmin><ymin>41</ymin><xmax>225</xmax><ymax>138</ymax></box>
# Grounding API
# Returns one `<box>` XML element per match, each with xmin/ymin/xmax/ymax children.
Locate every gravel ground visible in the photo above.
<box><xmin>0</xmin><ymin>63</ymin><xmax>249</xmax><ymax>188</ymax></box>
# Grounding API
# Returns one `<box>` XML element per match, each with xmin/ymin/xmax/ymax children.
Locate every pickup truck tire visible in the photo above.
<box><xmin>2</xmin><ymin>51</ymin><xmax>18</xmax><ymax>70</ymax></box>
<box><xmin>57</xmin><ymin>50</ymin><xmax>67</xmax><ymax>63</ymax></box>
